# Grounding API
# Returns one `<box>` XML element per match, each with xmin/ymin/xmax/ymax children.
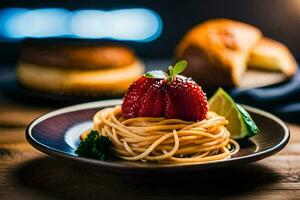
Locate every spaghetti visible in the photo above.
<box><xmin>80</xmin><ymin>105</ymin><xmax>240</xmax><ymax>163</ymax></box>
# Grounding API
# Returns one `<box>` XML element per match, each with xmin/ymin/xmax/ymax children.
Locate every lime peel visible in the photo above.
<box><xmin>209</xmin><ymin>88</ymin><xmax>260</xmax><ymax>139</ymax></box>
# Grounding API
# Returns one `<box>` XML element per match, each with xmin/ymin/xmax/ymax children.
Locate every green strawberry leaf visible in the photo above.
<box><xmin>144</xmin><ymin>70</ymin><xmax>168</xmax><ymax>79</ymax></box>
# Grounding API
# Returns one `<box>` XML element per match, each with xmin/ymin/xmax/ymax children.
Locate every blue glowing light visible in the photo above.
<box><xmin>0</xmin><ymin>8</ymin><xmax>163</xmax><ymax>42</ymax></box>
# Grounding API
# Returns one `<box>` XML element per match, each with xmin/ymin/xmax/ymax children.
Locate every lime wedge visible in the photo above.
<box><xmin>208</xmin><ymin>88</ymin><xmax>259</xmax><ymax>139</ymax></box>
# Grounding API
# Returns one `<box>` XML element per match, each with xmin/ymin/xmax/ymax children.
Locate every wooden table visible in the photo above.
<box><xmin>0</xmin><ymin>80</ymin><xmax>300</xmax><ymax>200</ymax></box>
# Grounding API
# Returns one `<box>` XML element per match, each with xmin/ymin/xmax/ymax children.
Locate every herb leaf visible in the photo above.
<box><xmin>168</xmin><ymin>66</ymin><xmax>174</xmax><ymax>78</ymax></box>
<box><xmin>144</xmin><ymin>70</ymin><xmax>168</xmax><ymax>79</ymax></box>
<box><xmin>75</xmin><ymin>130</ymin><xmax>111</xmax><ymax>160</ymax></box>
<box><xmin>143</xmin><ymin>60</ymin><xmax>187</xmax><ymax>84</ymax></box>
<box><xmin>172</xmin><ymin>60</ymin><xmax>187</xmax><ymax>77</ymax></box>
<box><xmin>167</xmin><ymin>60</ymin><xmax>187</xmax><ymax>83</ymax></box>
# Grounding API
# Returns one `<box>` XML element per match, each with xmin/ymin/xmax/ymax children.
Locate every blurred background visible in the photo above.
<box><xmin>0</xmin><ymin>0</ymin><xmax>300</xmax><ymax>65</ymax></box>
<box><xmin>0</xmin><ymin>0</ymin><xmax>300</xmax><ymax>123</ymax></box>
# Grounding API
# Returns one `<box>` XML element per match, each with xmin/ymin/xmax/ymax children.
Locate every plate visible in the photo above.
<box><xmin>26</xmin><ymin>99</ymin><xmax>290</xmax><ymax>173</ymax></box>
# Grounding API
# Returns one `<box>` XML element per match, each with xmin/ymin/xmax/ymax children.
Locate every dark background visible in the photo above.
<box><xmin>0</xmin><ymin>0</ymin><xmax>299</xmax><ymax>66</ymax></box>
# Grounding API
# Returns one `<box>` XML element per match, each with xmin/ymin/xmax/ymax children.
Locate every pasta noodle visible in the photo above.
<box><xmin>80</xmin><ymin>105</ymin><xmax>240</xmax><ymax>163</ymax></box>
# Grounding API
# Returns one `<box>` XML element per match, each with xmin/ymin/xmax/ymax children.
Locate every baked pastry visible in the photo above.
<box><xmin>20</xmin><ymin>43</ymin><xmax>136</xmax><ymax>70</ymax></box>
<box><xmin>17</xmin><ymin>61</ymin><xmax>144</xmax><ymax>95</ymax></box>
<box><xmin>17</xmin><ymin>43</ymin><xmax>144</xmax><ymax>96</ymax></box>
<box><xmin>248</xmin><ymin>37</ymin><xmax>297</xmax><ymax>77</ymax></box>
<box><xmin>175</xmin><ymin>18</ymin><xmax>262</xmax><ymax>87</ymax></box>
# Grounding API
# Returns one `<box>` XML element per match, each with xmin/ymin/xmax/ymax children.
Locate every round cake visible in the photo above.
<box><xmin>17</xmin><ymin>43</ymin><xmax>144</xmax><ymax>96</ymax></box>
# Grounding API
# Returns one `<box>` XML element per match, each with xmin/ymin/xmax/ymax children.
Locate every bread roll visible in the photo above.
<box><xmin>17</xmin><ymin>61</ymin><xmax>144</xmax><ymax>96</ymax></box>
<box><xmin>17</xmin><ymin>43</ymin><xmax>144</xmax><ymax>96</ymax></box>
<box><xmin>248</xmin><ymin>37</ymin><xmax>297</xmax><ymax>76</ymax></box>
<box><xmin>20</xmin><ymin>43</ymin><xmax>136</xmax><ymax>70</ymax></box>
<box><xmin>176</xmin><ymin>18</ymin><xmax>262</xmax><ymax>87</ymax></box>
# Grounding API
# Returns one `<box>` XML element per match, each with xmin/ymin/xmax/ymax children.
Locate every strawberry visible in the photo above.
<box><xmin>122</xmin><ymin>60</ymin><xmax>208</xmax><ymax>121</ymax></box>
<box><xmin>121</xmin><ymin>75</ymin><xmax>166</xmax><ymax>119</ymax></box>
<box><xmin>165</xmin><ymin>75</ymin><xmax>208</xmax><ymax>121</ymax></box>
<box><xmin>138</xmin><ymin>80</ymin><xmax>166</xmax><ymax>117</ymax></box>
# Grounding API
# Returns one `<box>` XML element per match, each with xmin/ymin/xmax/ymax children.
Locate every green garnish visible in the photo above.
<box><xmin>168</xmin><ymin>60</ymin><xmax>187</xmax><ymax>82</ymax></box>
<box><xmin>75</xmin><ymin>130</ymin><xmax>111</xmax><ymax>160</ymax></box>
<box><xmin>143</xmin><ymin>60</ymin><xmax>188</xmax><ymax>84</ymax></box>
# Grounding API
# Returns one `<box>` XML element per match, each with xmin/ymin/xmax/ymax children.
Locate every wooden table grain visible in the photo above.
<box><xmin>0</xmin><ymin>95</ymin><xmax>299</xmax><ymax>200</ymax></box>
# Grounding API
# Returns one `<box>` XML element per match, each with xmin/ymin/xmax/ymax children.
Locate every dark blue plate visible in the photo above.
<box><xmin>26</xmin><ymin>100</ymin><xmax>290</xmax><ymax>173</ymax></box>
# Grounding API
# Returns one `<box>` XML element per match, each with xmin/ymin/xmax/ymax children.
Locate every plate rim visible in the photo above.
<box><xmin>26</xmin><ymin>99</ymin><xmax>290</xmax><ymax>172</ymax></box>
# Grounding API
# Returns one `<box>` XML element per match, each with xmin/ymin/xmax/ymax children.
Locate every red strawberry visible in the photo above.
<box><xmin>122</xmin><ymin>60</ymin><xmax>208</xmax><ymax>121</ymax></box>
<box><xmin>165</xmin><ymin>75</ymin><xmax>208</xmax><ymax>121</ymax></box>
<box><xmin>138</xmin><ymin>78</ymin><xmax>166</xmax><ymax>117</ymax></box>
<box><xmin>122</xmin><ymin>76</ymin><xmax>166</xmax><ymax>119</ymax></box>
